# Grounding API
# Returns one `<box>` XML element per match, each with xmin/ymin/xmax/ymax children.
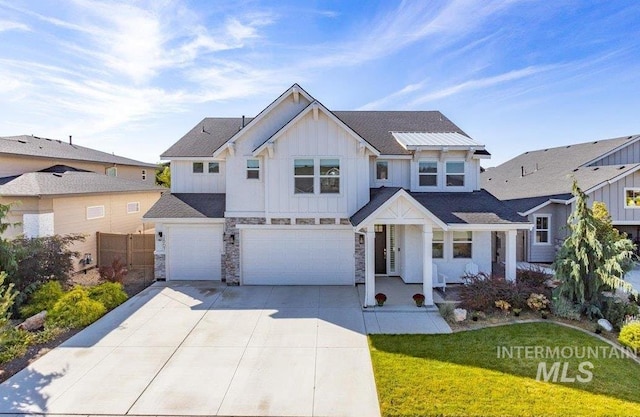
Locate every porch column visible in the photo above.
<box><xmin>505</xmin><ymin>230</ymin><xmax>517</xmax><ymax>281</ymax></box>
<box><xmin>364</xmin><ymin>227</ymin><xmax>376</xmax><ymax>307</ymax></box>
<box><xmin>422</xmin><ymin>223</ymin><xmax>434</xmax><ymax>306</ymax></box>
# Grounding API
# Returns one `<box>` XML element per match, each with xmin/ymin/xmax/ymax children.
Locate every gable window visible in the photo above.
<box><xmin>376</xmin><ymin>161</ymin><xmax>389</xmax><ymax>181</ymax></box>
<box><xmin>87</xmin><ymin>205</ymin><xmax>105</xmax><ymax>220</ymax></box>
<box><xmin>320</xmin><ymin>159</ymin><xmax>340</xmax><ymax>194</ymax></box>
<box><xmin>452</xmin><ymin>231</ymin><xmax>472</xmax><ymax>258</ymax></box>
<box><xmin>208</xmin><ymin>162</ymin><xmax>219</xmax><ymax>173</ymax></box>
<box><xmin>106</xmin><ymin>167</ymin><xmax>117</xmax><ymax>177</ymax></box>
<box><xmin>446</xmin><ymin>161</ymin><xmax>465</xmax><ymax>186</ymax></box>
<box><xmin>294</xmin><ymin>159</ymin><xmax>314</xmax><ymax>193</ymax></box>
<box><xmin>625</xmin><ymin>188</ymin><xmax>640</xmax><ymax>208</ymax></box>
<box><xmin>192</xmin><ymin>162</ymin><xmax>204</xmax><ymax>173</ymax></box>
<box><xmin>419</xmin><ymin>161</ymin><xmax>438</xmax><ymax>186</ymax></box>
<box><xmin>127</xmin><ymin>202</ymin><xmax>140</xmax><ymax>214</ymax></box>
<box><xmin>246</xmin><ymin>159</ymin><xmax>260</xmax><ymax>179</ymax></box>
<box><xmin>534</xmin><ymin>215</ymin><xmax>551</xmax><ymax>244</ymax></box>
<box><xmin>432</xmin><ymin>229</ymin><xmax>444</xmax><ymax>259</ymax></box>
<box><xmin>142</xmin><ymin>169</ymin><xmax>147</xmax><ymax>180</ymax></box>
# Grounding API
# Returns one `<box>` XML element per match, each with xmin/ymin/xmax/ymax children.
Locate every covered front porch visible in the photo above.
<box><xmin>351</xmin><ymin>188</ymin><xmax>530</xmax><ymax>308</ymax></box>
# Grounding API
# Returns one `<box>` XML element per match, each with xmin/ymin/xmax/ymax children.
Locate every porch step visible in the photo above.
<box><xmin>363</xmin><ymin>305</ymin><xmax>439</xmax><ymax>313</ymax></box>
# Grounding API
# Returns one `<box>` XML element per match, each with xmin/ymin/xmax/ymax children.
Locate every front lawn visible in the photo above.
<box><xmin>369</xmin><ymin>322</ymin><xmax>640</xmax><ymax>417</ymax></box>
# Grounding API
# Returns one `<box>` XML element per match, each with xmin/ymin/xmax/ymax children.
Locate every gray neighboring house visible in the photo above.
<box><xmin>482</xmin><ymin>134</ymin><xmax>640</xmax><ymax>263</ymax></box>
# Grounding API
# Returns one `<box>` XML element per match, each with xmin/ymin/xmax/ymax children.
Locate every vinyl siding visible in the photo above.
<box><xmin>589</xmin><ymin>170</ymin><xmax>640</xmax><ymax>224</ymax></box>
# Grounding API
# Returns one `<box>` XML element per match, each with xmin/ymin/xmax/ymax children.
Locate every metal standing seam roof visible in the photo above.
<box><xmin>0</xmin><ymin>135</ymin><xmax>157</xmax><ymax>168</ymax></box>
<box><xmin>391</xmin><ymin>132</ymin><xmax>483</xmax><ymax>148</ymax></box>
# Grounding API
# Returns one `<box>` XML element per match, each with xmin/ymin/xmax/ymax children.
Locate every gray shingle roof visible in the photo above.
<box><xmin>161</xmin><ymin>110</ymin><xmax>471</xmax><ymax>158</ymax></box>
<box><xmin>499</xmin><ymin>194</ymin><xmax>573</xmax><ymax>214</ymax></box>
<box><xmin>350</xmin><ymin>187</ymin><xmax>527</xmax><ymax>226</ymax></box>
<box><xmin>0</xmin><ymin>135</ymin><xmax>156</xmax><ymax>167</ymax></box>
<box><xmin>0</xmin><ymin>171</ymin><xmax>163</xmax><ymax>196</ymax></box>
<box><xmin>483</xmin><ymin>135</ymin><xmax>640</xmax><ymax>205</ymax></box>
<box><xmin>143</xmin><ymin>193</ymin><xmax>226</xmax><ymax>219</ymax></box>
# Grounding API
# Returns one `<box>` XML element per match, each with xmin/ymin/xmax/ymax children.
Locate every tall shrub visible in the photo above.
<box><xmin>0</xmin><ymin>271</ymin><xmax>17</xmax><ymax>329</ymax></box>
<box><xmin>0</xmin><ymin>203</ymin><xmax>17</xmax><ymax>275</ymax></box>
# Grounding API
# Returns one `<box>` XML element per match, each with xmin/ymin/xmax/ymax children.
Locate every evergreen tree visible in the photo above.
<box><xmin>0</xmin><ymin>271</ymin><xmax>16</xmax><ymax>329</ymax></box>
<box><xmin>155</xmin><ymin>163</ymin><xmax>171</xmax><ymax>188</ymax></box>
<box><xmin>554</xmin><ymin>181</ymin><xmax>637</xmax><ymax>309</ymax></box>
<box><xmin>0</xmin><ymin>203</ymin><xmax>17</xmax><ymax>275</ymax></box>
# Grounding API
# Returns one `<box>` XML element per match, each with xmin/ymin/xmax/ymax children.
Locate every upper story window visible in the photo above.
<box><xmin>376</xmin><ymin>161</ymin><xmax>389</xmax><ymax>181</ymax></box>
<box><xmin>445</xmin><ymin>161</ymin><xmax>465</xmax><ymax>187</ymax></box>
<box><xmin>192</xmin><ymin>162</ymin><xmax>204</xmax><ymax>173</ymax></box>
<box><xmin>534</xmin><ymin>215</ymin><xmax>550</xmax><ymax>244</ymax></box>
<box><xmin>452</xmin><ymin>231</ymin><xmax>472</xmax><ymax>258</ymax></box>
<box><xmin>247</xmin><ymin>159</ymin><xmax>260</xmax><ymax>179</ymax></box>
<box><xmin>127</xmin><ymin>202</ymin><xmax>140</xmax><ymax>214</ymax></box>
<box><xmin>87</xmin><ymin>205</ymin><xmax>105</xmax><ymax>220</ymax></box>
<box><xmin>419</xmin><ymin>161</ymin><xmax>438</xmax><ymax>186</ymax></box>
<box><xmin>208</xmin><ymin>162</ymin><xmax>219</xmax><ymax>173</ymax></box>
<box><xmin>293</xmin><ymin>158</ymin><xmax>340</xmax><ymax>194</ymax></box>
<box><xmin>432</xmin><ymin>229</ymin><xmax>444</xmax><ymax>259</ymax></box>
<box><xmin>142</xmin><ymin>169</ymin><xmax>147</xmax><ymax>180</ymax></box>
<box><xmin>294</xmin><ymin>159</ymin><xmax>314</xmax><ymax>193</ymax></box>
<box><xmin>625</xmin><ymin>188</ymin><xmax>640</xmax><ymax>208</ymax></box>
<box><xmin>320</xmin><ymin>159</ymin><xmax>340</xmax><ymax>194</ymax></box>
<box><xmin>106</xmin><ymin>167</ymin><xmax>117</xmax><ymax>177</ymax></box>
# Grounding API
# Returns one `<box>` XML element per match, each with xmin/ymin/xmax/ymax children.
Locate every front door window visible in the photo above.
<box><xmin>375</xmin><ymin>225</ymin><xmax>387</xmax><ymax>274</ymax></box>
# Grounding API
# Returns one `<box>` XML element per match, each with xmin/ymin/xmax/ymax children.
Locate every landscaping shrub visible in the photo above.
<box><xmin>551</xmin><ymin>295</ymin><xmax>581</xmax><ymax>320</ymax></box>
<box><xmin>0</xmin><ymin>271</ymin><xmax>16</xmax><ymax>329</ymax></box>
<box><xmin>0</xmin><ymin>327</ymin><xmax>33</xmax><ymax>364</ymax></box>
<box><xmin>98</xmin><ymin>257</ymin><xmax>128</xmax><ymax>283</ymax></box>
<box><xmin>460</xmin><ymin>273</ymin><xmax>512</xmax><ymax>312</ymax></box>
<box><xmin>625</xmin><ymin>302</ymin><xmax>640</xmax><ymax>317</ymax></box>
<box><xmin>88</xmin><ymin>282</ymin><xmax>128</xmax><ymax>310</ymax></box>
<box><xmin>47</xmin><ymin>287</ymin><xmax>106</xmax><ymax>328</ymax></box>
<box><xmin>618</xmin><ymin>320</ymin><xmax>640</xmax><ymax>351</ymax></box>
<box><xmin>516</xmin><ymin>266</ymin><xmax>552</xmax><ymax>290</ymax></box>
<box><xmin>437</xmin><ymin>303</ymin><xmax>456</xmax><ymax>322</ymax></box>
<box><xmin>19</xmin><ymin>280</ymin><xmax>64</xmax><ymax>318</ymax></box>
<box><xmin>602</xmin><ymin>297</ymin><xmax>628</xmax><ymax>330</ymax></box>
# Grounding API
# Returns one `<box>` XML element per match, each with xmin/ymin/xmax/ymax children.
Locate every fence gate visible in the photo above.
<box><xmin>97</xmin><ymin>232</ymin><xmax>155</xmax><ymax>269</ymax></box>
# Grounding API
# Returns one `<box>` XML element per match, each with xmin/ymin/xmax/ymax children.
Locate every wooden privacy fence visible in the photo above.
<box><xmin>97</xmin><ymin>232</ymin><xmax>154</xmax><ymax>269</ymax></box>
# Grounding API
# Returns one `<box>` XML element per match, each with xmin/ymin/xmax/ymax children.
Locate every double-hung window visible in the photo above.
<box><xmin>432</xmin><ymin>229</ymin><xmax>444</xmax><ymax>259</ymax></box>
<box><xmin>535</xmin><ymin>215</ymin><xmax>550</xmax><ymax>244</ymax></box>
<box><xmin>320</xmin><ymin>159</ymin><xmax>340</xmax><ymax>193</ymax></box>
<box><xmin>208</xmin><ymin>162</ymin><xmax>219</xmax><ymax>173</ymax></box>
<box><xmin>294</xmin><ymin>159</ymin><xmax>314</xmax><ymax>193</ymax></box>
<box><xmin>192</xmin><ymin>162</ymin><xmax>204</xmax><ymax>173</ymax></box>
<box><xmin>419</xmin><ymin>161</ymin><xmax>438</xmax><ymax>186</ymax></box>
<box><xmin>446</xmin><ymin>161</ymin><xmax>465</xmax><ymax>186</ymax></box>
<box><xmin>452</xmin><ymin>231</ymin><xmax>472</xmax><ymax>258</ymax></box>
<box><xmin>376</xmin><ymin>161</ymin><xmax>389</xmax><ymax>181</ymax></box>
<box><xmin>246</xmin><ymin>159</ymin><xmax>260</xmax><ymax>179</ymax></box>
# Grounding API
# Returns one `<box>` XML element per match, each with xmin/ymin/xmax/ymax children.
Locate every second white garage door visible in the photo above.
<box><xmin>167</xmin><ymin>224</ymin><xmax>223</xmax><ymax>280</ymax></box>
<box><xmin>241</xmin><ymin>228</ymin><xmax>355</xmax><ymax>285</ymax></box>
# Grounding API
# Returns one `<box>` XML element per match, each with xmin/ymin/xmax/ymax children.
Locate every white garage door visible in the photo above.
<box><xmin>241</xmin><ymin>228</ymin><xmax>355</xmax><ymax>285</ymax></box>
<box><xmin>167</xmin><ymin>224</ymin><xmax>223</xmax><ymax>280</ymax></box>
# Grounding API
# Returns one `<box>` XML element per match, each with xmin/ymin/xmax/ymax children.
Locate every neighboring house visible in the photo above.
<box><xmin>482</xmin><ymin>134</ymin><xmax>640</xmax><ymax>263</ymax></box>
<box><xmin>144</xmin><ymin>84</ymin><xmax>530</xmax><ymax>307</ymax></box>
<box><xmin>0</xmin><ymin>135</ymin><xmax>163</xmax><ymax>270</ymax></box>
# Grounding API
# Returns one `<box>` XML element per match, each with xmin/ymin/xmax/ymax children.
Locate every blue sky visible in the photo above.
<box><xmin>1</xmin><ymin>0</ymin><xmax>639</xmax><ymax>167</ymax></box>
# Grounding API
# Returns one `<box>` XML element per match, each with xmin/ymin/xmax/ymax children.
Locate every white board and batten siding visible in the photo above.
<box><xmin>226</xmin><ymin>94</ymin><xmax>312</xmax><ymax>214</ymax></box>
<box><xmin>241</xmin><ymin>228</ymin><xmax>355</xmax><ymax>285</ymax></box>
<box><xmin>369</xmin><ymin>158</ymin><xmax>411</xmax><ymax>188</ymax></box>
<box><xmin>409</xmin><ymin>150</ymin><xmax>481</xmax><ymax>192</ymax></box>
<box><xmin>165</xmin><ymin>224</ymin><xmax>223</xmax><ymax>280</ymax></box>
<box><xmin>265</xmin><ymin>111</ymin><xmax>370</xmax><ymax>217</ymax></box>
<box><xmin>170</xmin><ymin>160</ymin><xmax>226</xmax><ymax>193</ymax></box>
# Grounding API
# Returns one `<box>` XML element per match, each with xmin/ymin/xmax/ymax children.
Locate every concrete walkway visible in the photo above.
<box><xmin>0</xmin><ymin>283</ymin><xmax>381</xmax><ymax>417</ymax></box>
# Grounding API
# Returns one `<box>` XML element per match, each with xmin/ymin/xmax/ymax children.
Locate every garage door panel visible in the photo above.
<box><xmin>242</xmin><ymin>229</ymin><xmax>354</xmax><ymax>285</ymax></box>
<box><xmin>168</xmin><ymin>224</ymin><xmax>223</xmax><ymax>280</ymax></box>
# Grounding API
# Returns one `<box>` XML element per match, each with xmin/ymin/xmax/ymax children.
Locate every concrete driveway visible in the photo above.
<box><xmin>0</xmin><ymin>282</ymin><xmax>380</xmax><ymax>417</ymax></box>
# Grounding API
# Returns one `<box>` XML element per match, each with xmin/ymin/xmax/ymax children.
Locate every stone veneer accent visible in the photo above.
<box><xmin>319</xmin><ymin>218</ymin><xmax>336</xmax><ymax>225</ymax></box>
<box><xmin>295</xmin><ymin>218</ymin><xmax>316</xmax><ymax>225</ymax></box>
<box><xmin>154</xmin><ymin>253</ymin><xmax>166</xmax><ymax>280</ymax></box>
<box><xmin>270</xmin><ymin>218</ymin><xmax>291</xmax><ymax>225</ymax></box>
<box><xmin>224</xmin><ymin>217</ymin><xmax>266</xmax><ymax>285</ymax></box>
<box><xmin>354</xmin><ymin>234</ymin><xmax>365</xmax><ymax>283</ymax></box>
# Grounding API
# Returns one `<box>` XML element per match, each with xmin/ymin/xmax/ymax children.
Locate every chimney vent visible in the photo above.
<box><xmin>242</xmin><ymin>115</ymin><xmax>245</xmax><ymax>128</ymax></box>
<box><xmin>69</xmin><ymin>135</ymin><xmax>72</xmax><ymax>145</ymax></box>
<box><xmin>521</xmin><ymin>166</ymin><xmax>524</xmax><ymax>177</ymax></box>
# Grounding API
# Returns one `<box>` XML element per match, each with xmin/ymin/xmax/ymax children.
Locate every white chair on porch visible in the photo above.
<box><xmin>432</xmin><ymin>263</ymin><xmax>448</xmax><ymax>292</ymax></box>
<box><xmin>464</xmin><ymin>262</ymin><xmax>479</xmax><ymax>276</ymax></box>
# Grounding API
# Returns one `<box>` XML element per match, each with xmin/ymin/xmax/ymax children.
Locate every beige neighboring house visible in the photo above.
<box><xmin>0</xmin><ymin>135</ymin><xmax>163</xmax><ymax>270</ymax></box>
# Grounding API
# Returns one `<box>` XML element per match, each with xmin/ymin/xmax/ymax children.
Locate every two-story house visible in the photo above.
<box><xmin>144</xmin><ymin>84</ymin><xmax>530</xmax><ymax>307</ymax></box>
<box><xmin>482</xmin><ymin>134</ymin><xmax>640</xmax><ymax>264</ymax></box>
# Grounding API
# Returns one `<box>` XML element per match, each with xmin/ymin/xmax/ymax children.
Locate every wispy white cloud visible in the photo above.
<box><xmin>358</xmin><ymin>82</ymin><xmax>426</xmax><ymax>110</ymax></box>
<box><xmin>0</xmin><ymin>19</ymin><xmax>29</xmax><ymax>32</ymax></box>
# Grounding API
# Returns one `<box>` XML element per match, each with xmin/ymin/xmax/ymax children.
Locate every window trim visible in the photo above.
<box><xmin>208</xmin><ymin>162</ymin><xmax>220</xmax><ymax>174</ymax></box>
<box><xmin>445</xmin><ymin>160</ymin><xmax>466</xmax><ymax>188</ymax></box>
<box><xmin>192</xmin><ymin>162</ymin><xmax>204</xmax><ymax>174</ymax></box>
<box><xmin>106</xmin><ymin>166</ymin><xmax>117</xmax><ymax>177</ymax></box>
<box><xmin>126</xmin><ymin>202</ymin><xmax>140</xmax><ymax>214</ymax></box>
<box><xmin>86</xmin><ymin>205</ymin><xmax>105</xmax><ymax>220</ymax></box>
<box><xmin>376</xmin><ymin>160</ymin><xmax>390</xmax><ymax>182</ymax></box>
<box><xmin>452</xmin><ymin>231</ymin><xmax>473</xmax><ymax>259</ymax></box>
<box><xmin>246</xmin><ymin>159</ymin><xmax>260</xmax><ymax>180</ymax></box>
<box><xmin>624</xmin><ymin>188</ymin><xmax>640</xmax><ymax>208</ymax></box>
<box><xmin>319</xmin><ymin>158</ymin><xmax>340</xmax><ymax>194</ymax></box>
<box><xmin>141</xmin><ymin>169</ymin><xmax>147</xmax><ymax>180</ymax></box>
<box><xmin>294</xmin><ymin>159</ymin><xmax>315</xmax><ymax>194</ymax></box>
<box><xmin>418</xmin><ymin>160</ymin><xmax>438</xmax><ymax>188</ymax></box>
<box><xmin>533</xmin><ymin>214</ymin><xmax>551</xmax><ymax>245</ymax></box>
<box><xmin>292</xmin><ymin>157</ymin><xmax>341</xmax><ymax>196</ymax></box>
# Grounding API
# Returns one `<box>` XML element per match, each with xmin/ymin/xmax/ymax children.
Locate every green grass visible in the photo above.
<box><xmin>369</xmin><ymin>322</ymin><xmax>640</xmax><ymax>417</ymax></box>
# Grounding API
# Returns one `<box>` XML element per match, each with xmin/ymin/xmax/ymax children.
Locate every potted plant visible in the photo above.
<box><xmin>513</xmin><ymin>308</ymin><xmax>522</xmax><ymax>317</ymax></box>
<box><xmin>471</xmin><ymin>311</ymin><xmax>480</xmax><ymax>321</ymax></box>
<box><xmin>413</xmin><ymin>293</ymin><xmax>426</xmax><ymax>307</ymax></box>
<box><xmin>540</xmin><ymin>309</ymin><xmax>549</xmax><ymax>319</ymax></box>
<box><xmin>375</xmin><ymin>293</ymin><xmax>387</xmax><ymax>307</ymax></box>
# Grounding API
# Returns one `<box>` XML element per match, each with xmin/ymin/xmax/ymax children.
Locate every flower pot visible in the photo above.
<box><xmin>514</xmin><ymin>311</ymin><xmax>521</xmax><ymax>317</ymax></box>
<box><xmin>376</xmin><ymin>301</ymin><xmax>384</xmax><ymax>307</ymax></box>
<box><xmin>415</xmin><ymin>301</ymin><xmax>424</xmax><ymax>307</ymax></box>
<box><xmin>541</xmin><ymin>312</ymin><xmax>548</xmax><ymax>319</ymax></box>
<box><xmin>472</xmin><ymin>316</ymin><xmax>478</xmax><ymax>322</ymax></box>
